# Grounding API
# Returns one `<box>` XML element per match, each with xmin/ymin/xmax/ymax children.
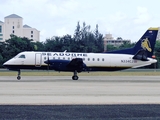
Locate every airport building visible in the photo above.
<box><xmin>103</xmin><ymin>33</ymin><xmax>131</xmax><ymax>52</ymax></box>
<box><xmin>0</xmin><ymin>14</ymin><xmax>40</xmax><ymax>42</ymax></box>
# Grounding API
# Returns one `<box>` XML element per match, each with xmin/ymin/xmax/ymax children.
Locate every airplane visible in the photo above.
<box><xmin>3</xmin><ymin>27</ymin><xmax>158</xmax><ymax>80</ymax></box>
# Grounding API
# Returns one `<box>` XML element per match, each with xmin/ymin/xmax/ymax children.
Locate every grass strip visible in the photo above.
<box><xmin>0</xmin><ymin>70</ymin><xmax>160</xmax><ymax>76</ymax></box>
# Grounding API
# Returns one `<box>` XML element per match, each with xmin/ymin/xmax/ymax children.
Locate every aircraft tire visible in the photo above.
<box><xmin>17</xmin><ymin>76</ymin><xmax>21</xmax><ymax>80</ymax></box>
<box><xmin>72</xmin><ymin>76</ymin><xmax>78</xmax><ymax>80</ymax></box>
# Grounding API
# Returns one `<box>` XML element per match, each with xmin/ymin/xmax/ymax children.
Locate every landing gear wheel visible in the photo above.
<box><xmin>72</xmin><ymin>76</ymin><xmax>79</xmax><ymax>80</ymax></box>
<box><xmin>17</xmin><ymin>76</ymin><xmax>21</xmax><ymax>80</ymax></box>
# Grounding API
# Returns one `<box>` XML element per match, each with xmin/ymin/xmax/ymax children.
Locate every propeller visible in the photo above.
<box><xmin>47</xmin><ymin>56</ymin><xmax>50</xmax><ymax>71</ymax></box>
<box><xmin>44</xmin><ymin>55</ymin><xmax>50</xmax><ymax>71</ymax></box>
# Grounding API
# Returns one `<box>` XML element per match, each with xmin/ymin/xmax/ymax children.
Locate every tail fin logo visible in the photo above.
<box><xmin>141</xmin><ymin>38</ymin><xmax>152</xmax><ymax>52</ymax></box>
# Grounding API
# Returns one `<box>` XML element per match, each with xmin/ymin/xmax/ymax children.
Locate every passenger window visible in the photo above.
<box><xmin>88</xmin><ymin>58</ymin><xmax>90</xmax><ymax>61</ymax></box>
<box><xmin>83</xmin><ymin>58</ymin><xmax>85</xmax><ymax>61</ymax></box>
<box><xmin>97</xmin><ymin>58</ymin><xmax>99</xmax><ymax>61</ymax></box>
<box><xmin>93</xmin><ymin>58</ymin><xmax>95</xmax><ymax>61</ymax></box>
<box><xmin>19</xmin><ymin>55</ymin><xmax>25</xmax><ymax>58</ymax></box>
<box><xmin>102</xmin><ymin>58</ymin><xmax>104</xmax><ymax>61</ymax></box>
<box><xmin>44</xmin><ymin>57</ymin><xmax>46</xmax><ymax>60</ymax></box>
<box><xmin>63</xmin><ymin>57</ymin><xmax>65</xmax><ymax>60</ymax></box>
<box><xmin>42</xmin><ymin>53</ymin><xmax>46</xmax><ymax>55</ymax></box>
<box><xmin>68</xmin><ymin>57</ymin><xmax>70</xmax><ymax>60</ymax></box>
<box><xmin>47</xmin><ymin>53</ymin><xmax>51</xmax><ymax>56</ymax></box>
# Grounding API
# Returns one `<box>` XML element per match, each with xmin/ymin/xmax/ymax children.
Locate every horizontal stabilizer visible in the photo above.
<box><xmin>132</xmin><ymin>49</ymin><xmax>148</xmax><ymax>61</ymax></box>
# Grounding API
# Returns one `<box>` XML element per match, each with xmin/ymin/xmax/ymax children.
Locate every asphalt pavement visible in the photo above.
<box><xmin>0</xmin><ymin>76</ymin><xmax>160</xmax><ymax>120</ymax></box>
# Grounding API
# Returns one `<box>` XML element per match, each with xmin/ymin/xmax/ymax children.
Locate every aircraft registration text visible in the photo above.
<box><xmin>121</xmin><ymin>60</ymin><xmax>137</xmax><ymax>63</ymax></box>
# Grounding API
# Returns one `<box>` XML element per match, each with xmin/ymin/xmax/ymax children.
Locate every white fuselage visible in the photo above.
<box><xmin>3</xmin><ymin>51</ymin><xmax>157</xmax><ymax>71</ymax></box>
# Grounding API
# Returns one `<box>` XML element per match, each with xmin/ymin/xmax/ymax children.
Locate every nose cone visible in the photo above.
<box><xmin>3</xmin><ymin>59</ymin><xmax>13</xmax><ymax>69</ymax></box>
<box><xmin>3</xmin><ymin>61</ymin><xmax>7</xmax><ymax>68</ymax></box>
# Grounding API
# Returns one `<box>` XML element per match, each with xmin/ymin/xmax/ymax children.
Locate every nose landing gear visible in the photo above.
<box><xmin>17</xmin><ymin>70</ymin><xmax>21</xmax><ymax>80</ymax></box>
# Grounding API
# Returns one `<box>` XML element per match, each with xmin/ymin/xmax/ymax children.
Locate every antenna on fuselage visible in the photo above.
<box><xmin>64</xmin><ymin>50</ymin><xmax>67</xmax><ymax>53</ymax></box>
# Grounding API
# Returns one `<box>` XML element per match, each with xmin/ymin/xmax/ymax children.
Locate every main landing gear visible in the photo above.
<box><xmin>72</xmin><ymin>70</ymin><xmax>79</xmax><ymax>80</ymax></box>
<box><xmin>17</xmin><ymin>70</ymin><xmax>21</xmax><ymax>80</ymax></box>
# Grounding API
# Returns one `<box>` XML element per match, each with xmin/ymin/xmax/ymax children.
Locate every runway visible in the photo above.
<box><xmin>1</xmin><ymin>76</ymin><xmax>160</xmax><ymax>119</ymax></box>
<box><xmin>0</xmin><ymin>76</ymin><xmax>160</xmax><ymax>105</ymax></box>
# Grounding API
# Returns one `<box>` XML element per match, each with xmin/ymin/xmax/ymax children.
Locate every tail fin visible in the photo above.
<box><xmin>106</xmin><ymin>27</ymin><xmax>159</xmax><ymax>58</ymax></box>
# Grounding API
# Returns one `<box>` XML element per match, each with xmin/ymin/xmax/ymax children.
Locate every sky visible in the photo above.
<box><xmin>0</xmin><ymin>0</ymin><xmax>160</xmax><ymax>42</ymax></box>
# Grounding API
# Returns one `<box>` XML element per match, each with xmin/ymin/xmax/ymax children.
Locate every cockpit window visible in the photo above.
<box><xmin>18</xmin><ymin>54</ymin><xmax>25</xmax><ymax>58</ymax></box>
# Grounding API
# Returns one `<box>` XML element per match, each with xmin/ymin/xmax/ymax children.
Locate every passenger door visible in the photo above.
<box><xmin>35</xmin><ymin>53</ymin><xmax>42</xmax><ymax>67</ymax></box>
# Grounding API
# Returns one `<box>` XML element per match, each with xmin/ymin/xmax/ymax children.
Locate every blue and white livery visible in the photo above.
<box><xmin>3</xmin><ymin>27</ymin><xmax>158</xmax><ymax>80</ymax></box>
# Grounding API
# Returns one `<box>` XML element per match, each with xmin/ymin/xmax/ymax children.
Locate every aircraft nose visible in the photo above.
<box><xmin>3</xmin><ymin>60</ymin><xmax>11</xmax><ymax>69</ymax></box>
<box><xmin>3</xmin><ymin>62</ymin><xmax>8</xmax><ymax>68</ymax></box>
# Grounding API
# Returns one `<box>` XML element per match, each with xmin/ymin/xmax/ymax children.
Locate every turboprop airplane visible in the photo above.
<box><xmin>3</xmin><ymin>27</ymin><xmax>158</xmax><ymax>80</ymax></box>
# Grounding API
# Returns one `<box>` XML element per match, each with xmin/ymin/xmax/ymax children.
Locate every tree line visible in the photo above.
<box><xmin>0</xmin><ymin>22</ymin><xmax>160</xmax><ymax>68</ymax></box>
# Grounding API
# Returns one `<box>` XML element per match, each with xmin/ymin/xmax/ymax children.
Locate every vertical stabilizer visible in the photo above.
<box><xmin>106</xmin><ymin>27</ymin><xmax>159</xmax><ymax>58</ymax></box>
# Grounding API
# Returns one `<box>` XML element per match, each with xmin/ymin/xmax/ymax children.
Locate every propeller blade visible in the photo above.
<box><xmin>47</xmin><ymin>56</ymin><xmax>49</xmax><ymax>71</ymax></box>
<box><xmin>44</xmin><ymin>56</ymin><xmax>50</xmax><ymax>71</ymax></box>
